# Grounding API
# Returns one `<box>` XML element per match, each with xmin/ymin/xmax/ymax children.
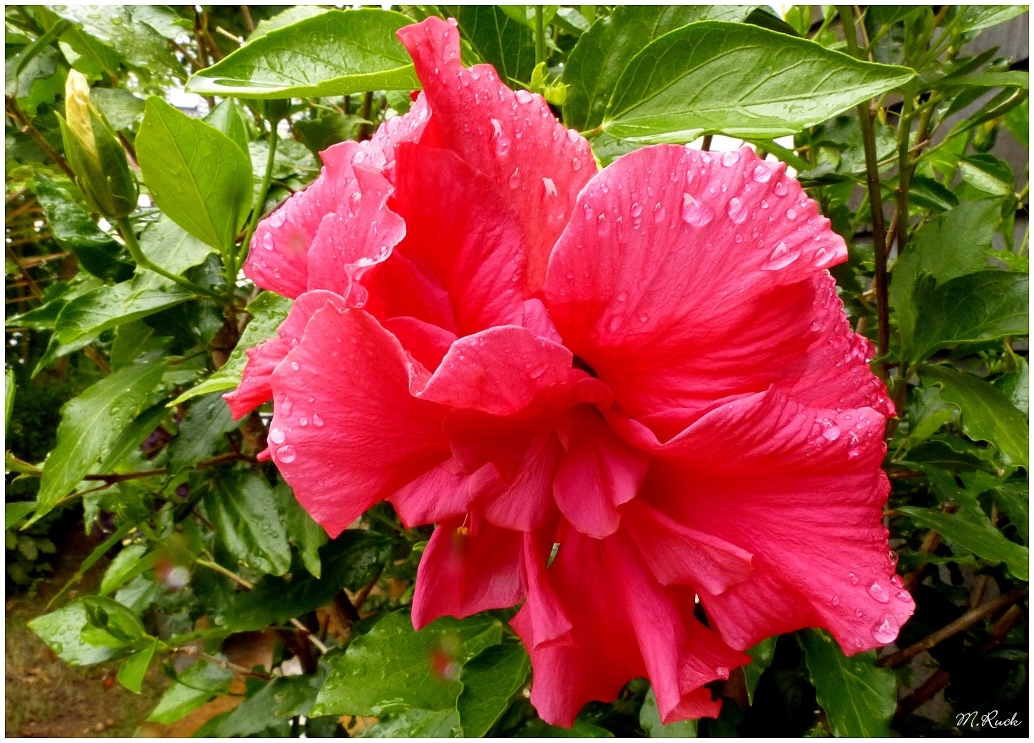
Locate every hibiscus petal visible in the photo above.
<box><xmin>512</xmin><ymin>528</ymin><xmax>572</xmax><ymax>650</ymax></box>
<box><xmin>306</xmin><ymin>163</ymin><xmax>406</xmax><ymax>301</ymax></box>
<box><xmin>621</xmin><ymin>498</ymin><xmax>753</xmax><ymax>596</ymax></box>
<box><xmin>418</xmin><ymin>325</ymin><xmax>582</xmax><ymax>416</ymax></box>
<box><xmin>392</xmin><ymin>143</ymin><xmax>526</xmax><ymax>333</ymax></box>
<box><xmin>412</xmin><ymin>513</ymin><xmax>525</xmax><ymax>630</ymax></box>
<box><xmin>543</xmin><ymin>145</ymin><xmax>888</xmax><ymax>418</ymax></box>
<box><xmin>244</xmin><ymin>142</ymin><xmax>362</xmax><ymax>298</ymax></box>
<box><xmin>364</xmin><ymin>251</ymin><xmax>459</xmax><ymax>333</ymax></box>
<box><xmin>631</xmin><ymin>387</ymin><xmax>913</xmax><ymax>653</ymax></box>
<box><xmin>513</xmin><ymin>527</ymin><xmax>745</xmax><ymax>727</ymax></box>
<box><xmin>397</xmin><ymin>17</ymin><xmax>595</xmax><ymax>292</ymax></box>
<box><xmin>479</xmin><ymin>433</ymin><xmax>562</xmax><ymax>531</ymax></box>
<box><xmin>552</xmin><ymin>406</ymin><xmax>650</xmax><ymax>538</ymax></box>
<box><xmin>224</xmin><ymin>290</ymin><xmax>348</xmax><ymax>420</ymax></box>
<box><xmin>388</xmin><ymin>460</ymin><xmax>483</xmax><ymax>529</ymax></box>
<box><xmin>381</xmin><ymin>316</ymin><xmax>457</xmax><ymax>373</ymax></box>
<box><xmin>267</xmin><ymin>306</ymin><xmax>450</xmax><ymax>537</ymax></box>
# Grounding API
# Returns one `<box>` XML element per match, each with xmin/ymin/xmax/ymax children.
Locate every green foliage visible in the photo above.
<box><xmin>6</xmin><ymin>4</ymin><xmax>1029</xmax><ymax>739</ymax></box>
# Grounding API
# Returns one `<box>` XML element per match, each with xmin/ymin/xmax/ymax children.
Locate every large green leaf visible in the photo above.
<box><xmin>743</xmin><ymin>636</ymin><xmax>778</xmax><ymax>705</ymax></box>
<box><xmin>563</xmin><ymin>6</ymin><xmax>754</xmax><ymax>131</ymax></box>
<box><xmin>638</xmin><ymin>687</ymin><xmax>698</xmax><ymax>737</ymax></box>
<box><xmin>170</xmin><ymin>291</ymin><xmax>293</xmax><ymax>404</ymax></box>
<box><xmin>456</xmin><ymin>640</ymin><xmax>531</xmax><ymax>737</ymax></box>
<box><xmin>166</xmin><ymin>392</ymin><xmax>237</xmax><ymax>474</ymax></box>
<box><xmin>221</xmin><ymin>529</ymin><xmax>390</xmax><ymax>631</ymax></box>
<box><xmin>454</xmin><ymin>5</ymin><xmax>536</xmax><ymax>85</ymax></box>
<box><xmin>799</xmin><ymin>629</ymin><xmax>897</xmax><ymax>738</ymax></box>
<box><xmin>918</xmin><ymin>365</ymin><xmax>1028</xmax><ymax>470</ymax></box>
<box><xmin>138</xmin><ymin>216</ymin><xmax>217</xmax><ymax>275</ymax></box>
<box><xmin>47</xmin><ymin>5</ymin><xmax>182</xmax><ymax>77</ymax></box>
<box><xmin>273</xmin><ymin>482</ymin><xmax>330</xmax><ymax>578</ymax></box>
<box><xmin>312</xmin><ymin>610</ymin><xmax>502</xmax><ymax>717</ymax></box>
<box><xmin>185</xmin><ymin>9</ymin><xmax>419</xmax><ymax>99</ymax></box>
<box><xmin>34</xmin><ymin>359</ymin><xmax>169</xmax><ymax>519</ymax></box>
<box><xmin>900</xmin><ymin>468</ymin><xmax>1028</xmax><ymax>580</ymax></box>
<box><xmin>53</xmin><ymin>276</ymin><xmax>192</xmax><ymax>346</ymax></box>
<box><xmin>361</xmin><ymin>708</ymin><xmax>460</xmax><ymax>737</ymax></box>
<box><xmin>27</xmin><ymin>601</ymin><xmax>119</xmax><ymax>666</ymax></box>
<box><xmin>137</xmin><ymin>97</ymin><xmax>253</xmax><ymax>252</ymax></box>
<box><xmin>601</xmin><ymin>21</ymin><xmax>915</xmax><ymax>143</ymax></box>
<box><xmin>909</xmin><ymin>272</ymin><xmax>1028</xmax><ymax>363</ymax></box>
<box><xmin>203</xmin><ymin>469</ymin><xmax>292</xmax><ymax>576</ymax></box>
<box><xmin>214</xmin><ymin>666</ymin><xmax>328</xmax><ymax>736</ymax></box>
<box><xmin>992</xmin><ymin>480</ymin><xmax>1029</xmax><ymax>544</ymax></box>
<box><xmin>890</xmin><ymin>199</ymin><xmax>1002</xmax><ymax>351</ymax></box>
<box><xmin>953</xmin><ymin>5</ymin><xmax>1029</xmax><ymax>34</ymax></box>
<box><xmin>147</xmin><ymin>660</ymin><xmax>234</xmax><ymax>724</ymax></box>
<box><xmin>117</xmin><ymin>637</ymin><xmax>158</xmax><ymax>694</ymax></box>
<box><xmin>33</xmin><ymin>174</ymin><xmax>133</xmax><ymax>282</ymax></box>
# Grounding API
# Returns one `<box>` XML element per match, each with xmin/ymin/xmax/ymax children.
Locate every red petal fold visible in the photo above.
<box><xmin>412</xmin><ymin>513</ymin><xmax>525</xmax><ymax>630</ymax></box>
<box><xmin>397</xmin><ymin>17</ymin><xmax>596</xmax><ymax>292</ymax></box>
<box><xmin>542</xmin><ymin>145</ymin><xmax>890</xmax><ymax>418</ymax></box>
<box><xmin>268</xmin><ymin>306</ymin><xmax>450</xmax><ymax>537</ymax></box>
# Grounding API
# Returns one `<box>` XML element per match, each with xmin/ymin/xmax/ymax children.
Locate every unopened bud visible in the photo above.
<box><xmin>58</xmin><ymin>70</ymin><xmax>138</xmax><ymax>218</ymax></box>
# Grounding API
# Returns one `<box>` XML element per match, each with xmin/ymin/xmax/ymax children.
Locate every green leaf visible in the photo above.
<box><xmin>186</xmin><ymin>9</ymin><xmax>420</xmax><ymax>99</ymax></box>
<box><xmin>958</xmin><ymin>154</ymin><xmax>1015</xmax><ymax>197</ymax></box>
<box><xmin>899</xmin><ymin>471</ymin><xmax>1028</xmax><ymax>580</ymax></box>
<box><xmin>204</xmin><ymin>99</ymin><xmax>250</xmax><ymax>156</ymax></box>
<box><xmin>249</xmin><ymin>5</ymin><xmax>329</xmax><ymax>41</ymax></box>
<box><xmin>147</xmin><ymin>660</ymin><xmax>234</xmax><ymax>724</ymax></box>
<box><xmin>454</xmin><ymin>5</ymin><xmax>536</xmax><ymax>85</ymax></box>
<box><xmin>953</xmin><ymin>5</ymin><xmax>1029</xmax><ymax>34</ymax></box>
<box><xmin>866</xmin><ymin>6</ymin><xmax>925</xmax><ymax>26</ymax></box>
<box><xmin>518</xmin><ymin>718</ymin><xmax>614</xmax><ymax>737</ymax></box>
<box><xmin>110</xmin><ymin>321</ymin><xmax>172</xmax><ymax>371</ymax></box>
<box><xmin>99</xmin><ymin>544</ymin><xmax>150</xmax><ymax>595</ymax></box>
<box><xmin>33</xmin><ymin>174</ymin><xmax>134</xmax><ymax>282</ymax></box>
<box><xmin>274</xmin><ymin>482</ymin><xmax>330</xmax><ymax>578</ymax></box>
<box><xmin>222</xmin><ymin>529</ymin><xmax>389</xmax><ymax>631</ymax></box>
<box><xmin>934</xmin><ymin>71</ymin><xmax>1029</xmax><ymax>90</ymax></box>
<box><xmin>1003</xmin><ymin>100</ymin><xmax>1028</xmax><ymax>147</ymax></box>
<box><xmin>6</xmin><ymin>501</ymin><xmax>37</xmax><ymax>529</ymax></box>
<box><xmin>80</xmin><ymin>595</ymin><xmax>147</xmax><ymax>645</ymax></box>
<box><xmin>362</xmin><ymin>708</ymin><xmax>460</xmax><ymax>737</ymax></box>
<box><xmin>918</xmin><ymin>365</ymin><xmax>1029</xmax><ymax>470</ymax></box>
<box><xmin>54</xmin><ymin>276</ymin><xmax>192</xmax><ymax>346</ymax></box>
<box><xmin>992</xmin><ymin>481</ymin><xmax>1029</xmax><ymax>544</ymax></box>
<box><xmin>203</xmin><ymin>469</ymin><xmax>292</xmax><ymax>576</ymax></box>
<box><xmin>602</xmin><ymin>22</ymin><xmax>915</xmax><ymax>143</ymax></box>
<box><xmin>312</xmin><ymin>610</ymin><xmax>502</xmax><ymax>717</ymax></box>
<box><xmin>48</xmin><ymin>5</ymin><xmax>182</xmax><ymax>76</ymax></box>
<box><xmin>27</xmin><ymin>601</ymin><xmax>119</xmax><ymax>666</ymax></box>
<box><xmin>137</xmin><ymin>97</ymin><xmax>253</xmax><ymax>252</ymax></box>
<box><xmin>35</xmin><ymin>359</ymin><xmax>169</xmax><ymax>520</ymax></box>
<box><xmin>214</xmin><ymin>666</ymin><xmax>328</xmax><ymax>736</ymax></box>
<box><xmin>909</xmin><ymin>272</ymin><xmax>1028</xmax><ymax>363</ymax></box>
<box><xmin>907</xmin><ymin>174</ymin><xmax>959</xmax><ymax>213</ymax></box>
<box><xmin>170</xmin><ymin>291</ymin><xmax>293</xmax><ymax>404</ymax></box>
<box><xmin>167</xmin><ymin>393</ymin><xmax>237</xmax><ymax>474</ymax></box>
<box><xmin>139</xmin><ymin>216</ymin><xmax>218</xmax><ymax>276</ymax></box>
<box><xmin>4</xmin><ymin>367</ymin><xmax>14</xmax><ymax>437</ymax></box>
<box><xmin>96</xmin><ymin>402</ymin><xmax>170</xmax><ymax>473</ymax></box>
<box><xmin>117</xmin><ymin>637</ymin><xmax>158</xmax><ymax>694</ymax></box>
<box><xmin>743</xmin><ymin>636</ymin><xmax>778</xmax><ymax>705</ymax></box>
<box><xmin>890</xmin><ymin>199</ymin><xmax>1002</xmax><ymax>351</ymax></box>
<box><xmin>562</xmin><ymin>6</ymin><xmax>754</xmax><ymax>131</ymax></box>
<box><xmin>294</xmin><ymin>112</ymin><xmax>369</xmax><ymax>156</ymax></box>
<box><xmin>799</xmin><ymin>629</ymin><xmax>897</xmax><ymax>738</ymax></box>
<box><xmin>456</xmin><ymin>640</ymin><xmax>531</xmax><ymax>737</ymax></box>
<box><xmin>994</xmin><ymin>358</ymin><xmax>1029</xmax><ymax>417</ymax></box>
<box><xmin>91</xmin><ymin>87</ymin><xmax>146</xmax><ymax>131</ymax></box>
<box><xmin>638</xmin><ymin>687</ymin><xmax>698</xmax><ymax>737</ymax></box>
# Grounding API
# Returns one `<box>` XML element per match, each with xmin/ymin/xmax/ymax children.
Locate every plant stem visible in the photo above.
<box><xmin>5</xmin><ymin>96</ymin><xmax>78</xmax><ymax>182</ymax></box>
<box><xmin>893</xmin><ymin>80</ymin><xmax>917</xmax><ymax>255</ymax></box>
<box><xmin>838</xmin><ymin>6</ymin><xmax>890</xmax><ymax>378</ymax></box>
<box><xmin>116</xmin><ymin>217</ymin><xmax>222</xmax><ymax>299</ymax></box>
<box><xmin>534</xmin><ymin>6</ymin><xmax>546</xmax><ymax>67</ymax></box>
<box><xmin>238</xmin><ymin>121</ymin><xmax>278</xmax><ymax>273</ymax></box>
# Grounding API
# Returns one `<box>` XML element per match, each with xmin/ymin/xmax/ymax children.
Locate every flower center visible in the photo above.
<box><xmin>572</xmin><ymin>355</ymin><xmax>598</xmax><ymax>378</ymax></box>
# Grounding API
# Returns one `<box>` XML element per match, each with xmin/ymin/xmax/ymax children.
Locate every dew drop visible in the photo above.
<box><xmin>509</xmin><ymin>168</ymin><xmax>521</xmax><ymax>189</ymax></box>
<box><xmin>855</xmin><ymin>608</ymin><xmax>864</xmax><ymax>617</ymax></box>
<box><xmin>567</xmin><ymin>129</ymin><xmax>580</xmax><ymax>143</ymax></box>
<box><xmin>572</xmin><ymin>157</ymin><xmax>582</xmax><ymax>171</ymax></box>
<box><xmin>312</xmin><ymin>413</ymin><xmax>324</xmax><ymax>427</ymax></box>
<box><xmin>681</xmin><ymin>194</ymin><xmax>715</xmax><ymax>227</ymax></box>
<box><xmin>868</xmin><ymin>579</ymin><xmax>891</xmax><ymax>603</ymax></box>
<box><xmin>631</xmin><ymin>202</ymin><xmax>643</xmax><ymax>218</ymax></box>
<box><xmin>786</xmin><ymin>207</ymin><xmax>797</xmax><ymax>220</ymax></box>
<box><xmin>896</xmin><ymin>590</ymin><xmax>912</xmax><ymax>603</ymax></box>
<box><xmin>299</xmin><ymin>417</ymin><xmax>308</xmax><ymax>427</ymax></box>
<box><xmin>871</xmin><ymin>616</ymin><xmax>898</xmax><ymax>644</ymax></box>
<box><xmin>752</xmin><ymin>164</ymin><xmax>772</xmax><ymax>183</ymax></box>
<box><xmin>721</xmin><ymin>150</ymin><xmax>740</xmax><ymax>166</ymax></box>
<box><xmin>773</xmin><ymin>180</ymin><xmax>788</xmax><ymax>196</ymax></box>
<box><xmin>596</xmin><ymin>213</ymin><xmax>610</xmax><ymax>236</ymax></box>
<box><xmin>822</xmin><ymin>425</ymin><xmax>841</xmax><ymax>441</ymax></box>
<box><xmin>277</xmin><ymin>445</ymin><xmax>297</xmax><ymax>463</ymax></box>
<box><xmin>515</xmin><ymin>89</ymin><xmax>534</xmax><ymax>104</ymax></box>
<box><xmin>542</xmin><ymin>177</ymin><xmax>557</xmax><ymax>197</ymax></box>
<box><xmin>727</xmin><ymin>197</ymin><xmax>748</xmax><ymax>224</ymax></box>
<box><xmin>761</xmin><ymin>241</ymin><xmax>801</xmax><ymax>271</ymax></box>
<box><xmin>652</xmin><ymin>202</ymin><xmax>665</xmax><ymax>223</ymax></box>
<box><xmin>849</xmin><ymin>572</ymin><xmax>859</xmax><ymax>586</ymax></box>
<box><xmin>269</xmin><ymin>428</ymin><xmax>286</xmax><ymax>445</ymax></box>
<box><xmin>715</xmin><ymin>666</ymin><xmax>730</xmax><ymax>679</ymax></box>
<box><xmin>831</xmin><ymin>594</ymin><xmax>840</xmax><ymax>606</ymax></box>
<box><xmin>890</xmin><ymin>574</ymin><xmax>903</xmax><ymax>589</ymax></box>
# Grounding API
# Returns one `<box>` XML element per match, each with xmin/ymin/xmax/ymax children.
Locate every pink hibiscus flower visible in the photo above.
<box><xmin>225</xmin><ymin>16</ymin><xmax>913</xmax><ymax>727</ymax></box>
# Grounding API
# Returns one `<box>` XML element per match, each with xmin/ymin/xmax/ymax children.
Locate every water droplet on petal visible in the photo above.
<box><xmin>752</xmin><ymin>164</ymin><xmax>772</xmax><ymax>183</ymax></box>
<box><xmin>509</xmin><ymin>168</ymin><xmax>521</xmax><ymax>189</ymax></box>
<box><xmin>652</xmin><ymin>202</ymin><xmax>665</xmax><ymax>223</ymax></box>
<box><xmin>871</xmin><ymin>616</ymin><xmax>898</xmax><ymax>644</ymax></box>
<box><xmin>896</xmin><ymin>590</ymin><xmax>912</xmax><ymax>603</ymax></box>
<box><xmin>681</xmin><ymin>194</ymin><xmax>715</xmax><ymax>227</ymax></box>
<box><xmin>312</xmin><ymin>413</ymin><xmax>324</xmax><ymax>427</ymax></box>
<box><xmin>727</xmin><ymin>197</ymin><xmax>748</xmax><ymax>224</ymax></box>
<box><xmin>822</xmin><ymin>425</ymin><xmax>841</xmax><ymax>441</ymax></box>
<box><xmin>269</xmin><ymin>428</ymin><xmax>286</xmax><ymax>445</ymax></box>
<box><xmin>715</xmin><ymin>666</ymin><xmax>730</xmax><ymax>679</ymax></box>
<box><xmin>290</xmin><ymin>361</ymin><xmax>300</xmax><ymax>371</ymax></box>
<box><xmin>761</xmin><ymin>241</ymin><xmax>801</xmax><ymax>271</ymax></box>
<box><xmin>868</xmin><ymin>579</ymin><xmax>891</xmax><ymax>603</ymax></box>
<box><xmin>721</xmin><ymin>150</ymin><xmax>740</xmax><ymax>166</ymax></box>
<box><xmin>542</xmin><ymin>177</ymin><xmax>557</xmax><ymax>197</ymax></box>
<box><xmin>849</xmin><ymin>572</ymin><xmax>859</xmax><ymax>586</ymax></box>
<box><xmin>277</xmin><ymin>445</ymin><xmax>297</xmax><ymax>463</ymax></box>
<box><xmin>567</xmin><ymin>129</ymin><xmax>580</xmax><ymax>143</ymax></box>
<box><xmin>774</xmin><ymin>180</ymin><xmax>788</xmax><ymax>196</ymax></box>
<box><xmin>597</xmin><ymin>213</ymin><xmax>610</xmax><ymax>236</ymax></box>
<box><xmin>786</xmin><ymin>207</ymin><xmax>797</xmax><ymax>220</ymax></box>
<box><xmin>515</xmin><ymin>89</ymin><xmax>534</xmax><ymax>104</ymax></box>
<box><xmin>831</xmin><ymin>594</ymin><xmax>840</xmax><ymax>606</ymax></box>
<box><xmin>855</xmin><ymin>608</ymin><xmax>864</xmax><ymax>617</ymax></box>
<box><xmin>572</xmin><ymin>157</ymin><xmax>581</xmax><ymax>171</ymax></box>
<box><xmin>630</xmin><ymin>202</ymin><xmax>643</xmax><ymax>218</ymax></box>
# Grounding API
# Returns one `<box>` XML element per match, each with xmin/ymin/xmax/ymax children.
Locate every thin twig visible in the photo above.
<box><xmin>879</xmin><ymin>585</ymin><xmax>1028</xmax><ymax>668</ymax></box>
<box><xmin>172</xmin><ymin>645</ymin><xmax>272</xmax><ymax>680</ymax></box>
<box><xmin>240</xmin><ymin>5</ymin><xmax>255</xmax><ymax>33</ymax></box>
<box><xmin>5</xmin><ymin>96</ymin><xmax>77</xmax><ymax>182</ymax></box>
